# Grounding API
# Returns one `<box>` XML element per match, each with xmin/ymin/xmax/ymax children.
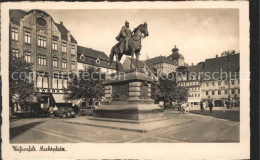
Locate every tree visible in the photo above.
<box><xmin>64</xmin><ymin>66</ymin><xmax>105</xmax><ymax>105</ymax></box>
<box><xmin>151</xmin><ymin>73</ymin><xmax>189</xmax><ymax>108</ymax></box>
<box><xmin>9</xmin><ymin>55</ymin><xmax>37</xmax><ymax>113</ymax></box>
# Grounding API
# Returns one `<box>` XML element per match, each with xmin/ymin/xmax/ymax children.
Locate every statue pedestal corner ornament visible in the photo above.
<box><xmin>94</xmin><ymin>69</ymin><xmax>164</xmax><ymax>120</ymax></box>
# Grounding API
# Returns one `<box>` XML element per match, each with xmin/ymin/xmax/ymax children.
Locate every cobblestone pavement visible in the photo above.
<box><xmin>10</xmin><ymin>110</ymin><xmax>239</xmax><ymax>143</ymax></box>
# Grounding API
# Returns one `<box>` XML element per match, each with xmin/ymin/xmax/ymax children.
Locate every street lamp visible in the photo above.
<box><xmin>221</xmin><ymin>50</ymin><xmax>235</xmax><ymax>109</ymax></box>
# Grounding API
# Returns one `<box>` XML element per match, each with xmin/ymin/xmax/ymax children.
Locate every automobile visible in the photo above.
<box><xmin>79</xmin><ymin>101</ymin><xmax>101</xmax><ymax>116</ymax></box>
<box><xmin>172</xmin><ymin>100</ymin><xmax>182</xmax><ymax>111</ymax></box>
<box><xmin>53</xmin><ymin>107</ymin><xmax>76</xmax><ymax>118</ymax></box>
<box><xmin>79</xmin><ymin>106</ymin><xmax>96</xmax><ymax>116</ymax></box>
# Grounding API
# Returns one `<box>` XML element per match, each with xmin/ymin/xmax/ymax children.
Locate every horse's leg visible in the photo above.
<box><xmin>130</xmin><ymin>49</ymin><xmax>135</xmax><ymax>70</ymax></box>
<box><xmin>136</xmin><ymin>51</ymin><xmax>140</xmax><ymax>69</ymax></box>
<box><xmin>109</xmin><ymin>46</ymin><xmax>115</xmax><ymax>66</ymax></box>
<box><xmin>115</xmin><ymin>51</ymin><xmax>119</xmax><ymax>72</ymax></box>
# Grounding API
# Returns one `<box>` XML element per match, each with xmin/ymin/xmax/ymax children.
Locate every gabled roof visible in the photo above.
<box><xmin>77</xmin><ymin>45</ymin><xmax>109</xmax><ymax>61</ymax></box>
<box><xmin>54</xmin><ymin>22</ymin><xmax>77</xmax><ymax>43</ymax></box>
<box><xmin>146</xmin><ymin>56</ymin><xmax>177</xmax><ymax>65</ymax></box>
<box><xmin>77</xmin><ymin>45</ymin><xmax>122</xmax><ymax>70</ymax></box>
<box><xmin>9</xmin><ymin>9</ymin><xmax>77</xmax><ymax>43</ymax></box>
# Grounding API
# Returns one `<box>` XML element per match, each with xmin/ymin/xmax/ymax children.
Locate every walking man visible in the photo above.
<box><xmin>208</xmin><ymin>100</ymin><xmax>213</xmax><ymax>113</ymax></box>
<box><xmin>200</xmin><ymin>101</ymin><xmax>203</xmax><ymax>112</ymax></box>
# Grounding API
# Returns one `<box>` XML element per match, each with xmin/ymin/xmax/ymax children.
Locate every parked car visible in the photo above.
<box><xmin>79</xmin><ymin>101</ymin><xmax>101</xmax><ymax>116</ymax></box>
<box><xmin>79</xmin><ymin>106</ymin><xmax>96</xmax><ymax>116</ymax></box>
<box><xmin>53</xmin><ymin>107</ymin><xmax>76</xmax><ymax>118</ymax></box>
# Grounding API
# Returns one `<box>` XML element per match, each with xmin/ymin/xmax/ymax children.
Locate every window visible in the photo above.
<box><xmin>218</xmin><ymin>81</ymin><xmax>221</xmax><ymax>86</ymax></box>
<box><xmin>80</xmin><ymin>54</ymin><xmax>85</xmax><ymax>60</ymax></box>
<box><xmin>37</xmin><ymin>72</ymin><xmax>48</xmax><ymax>88</ymax></box>
<box><xmin>198</xmin><ymin>94</ymin><xmax>200</xmax><ymax>97</ymax></box>
<box><xmin>62</xmin><ymin>42</ymin><xmax>67</xmax><ymax>52</ymax></box>
<box><xmin>225</xmin><ymin>90</ymin><xmax>228</xmax><ymax>94</ymax></box>
<box><xmin>206</xmin><ymin>91</ymin><xmax>208</xmax><ymax>95</ymax></box>
<box><xmin>231</xmin><ymin>80</ymin><xmax>235</xmax><ymax>85</ymax></box>
<box><xmin>24</xmin><ymin>51</ymin><xmax>31</xmax><ymax>63</ymax></box>
<box><xmin>211</xmin><ymin>82</ymin><xmax>215</xmax><ymax>87</ymax></box>
<box><xmin>231</xmin><ymin>89</ymin><xmax>235</xmax><ymax>94</ymax></box>
<box><xmin>58</xmin><ymin>78</ymin><xmax>63</xmax><ymax>89</ymax></box>
<box><xmin>62</xmin><ymin>59</ymin><xmax>67</xmax><ymax>69</ymax></box>
<box><xmin>218</xmin><ymin>90</ymin><xmax>221</xmax><ymax>95</ymax></box>
<box><xmin>12</xmin><ymin>48</ymin><xmax>19</xmax><ymax>58</ymax></box>
<box><xmin>38</xmin><ymin>36</ymin><xmax>46</xmax><ymax>47</ymax></box>
<box><xmin>195</xmin><ymin>94</ymin><xmax>197</xmax><ymax>97</ymax></box>
<box><xmin>238</xmin><ymin>79</ymin><xmax>240</xmax><ymax>84</ymax></box>
<box><xmin>96</xmin><ymin>59</ymin><xmax>100</xmax><ymax>64</ymax></box>
<box><xmin>52</xmin><ymin>76</ymin><xmax>58</xmax><ymax>89</ymax></box>
<box><xmin>71</xmin><ymin>61</ymin><xmax>75</xmax><ymax>70</ymax></box>
<box><xmin>24</xmin><ymin>32</ymin><xmax>31</xmax><ymax>44</ymax></box>
<box><xmin>38</xmin><ymin>55</ymin><xmax>47</xmax><ymax>66</ymax></box>
<box><xmin>71</xmin><ymin>45</ymin><xmax>75</xmax><ymax>55</ymax></box>
<box><xmin>212</xmin><ymin>91</ymin><xmax>215</xmax><ymax>95</ymax></box>
<box><xmin>53</xmin><ymin>57</ymin><xmax>58</xmax><ymax>68</ymax></box>
<box><xmin>63</xmin><ymin>79</ymin><xmax>68</xmax><ymax>88</ymax></box>
<box><xmin>206</xmin><ymin>82</ymin><xmax>209</xmax><ymax>87</ymax></box>
<box><xmin>11</xmin><ymin>28</ymin><xmax>18</xmax><ymax>40</ymax></box>
<box><xmin>238</xmin><ymin>89</ymin><xmax>240</xmax><ymax>94</ymax></box>
<box><xmin>224</xmin><ymin>80</ymin><xmax>228</xmax><ymax>85</ymax></box>
<box><xmin>52</xmin><ymin>40</ymin><xmax>58</xmax><ymax>50</ymax></box>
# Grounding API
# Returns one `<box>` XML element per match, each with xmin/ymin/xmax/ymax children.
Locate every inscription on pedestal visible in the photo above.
<box><xmin>112</xmin><ymin>83</ymin><xmax>128</xmax><ymax>100</ymax></box>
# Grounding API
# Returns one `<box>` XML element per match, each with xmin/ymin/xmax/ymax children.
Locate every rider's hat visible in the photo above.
<box><xmin>125</xmin><ymin>21</ymin><xmax>129</xmax><ymax>24</ymax></box>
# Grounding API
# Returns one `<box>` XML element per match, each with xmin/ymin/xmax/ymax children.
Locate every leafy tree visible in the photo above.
<box><xmin>151</xmin><ymin>73</ymin><xmax>189</xmax><ymax>108</ymax></box>
<box><xmin>9</xmin><ymin>55</ymin><xmax>37</xmax><ymax>113</ymax></box>
<box><xmin>64</xmin><ymin>66</ymin><xmax>105</xmax><ymax>105</ymax></box>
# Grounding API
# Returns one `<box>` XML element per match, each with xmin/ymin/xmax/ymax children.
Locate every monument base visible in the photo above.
<box><xmin>94</xmin><ymin>70</ymin><xmax>164</xmax><ymax>120</ymax></box>
<box><xmin>94</xmin><ymin>103</ymin><xmax>164</xmax><ymax>120</ymax></box>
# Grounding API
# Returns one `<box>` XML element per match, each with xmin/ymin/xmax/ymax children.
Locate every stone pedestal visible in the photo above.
<box><xmin>94</xmin><ymin>69</ymin><xmax>164</xmax><ymax>120</ymax></box>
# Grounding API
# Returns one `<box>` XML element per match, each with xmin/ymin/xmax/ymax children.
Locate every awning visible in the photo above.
<box><xmin>52</xmin><ymin>94</ymin><xmax>67</xmax><ymax>103</ymax></box>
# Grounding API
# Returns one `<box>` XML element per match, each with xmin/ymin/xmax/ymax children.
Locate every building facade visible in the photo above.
<box><xmin>201</xmin><ymin>53</ymin><xmax>240</xmax><ymax>106</ymax></box>
<box><xmin>10</xmin><ymin>9</ymin><xmax>78</xmax><ymax>113</ymax></box>
<box><xmin>77</xmin><ymin>45</ymin><xmax>119</xmax><ymax>74</ymax></box>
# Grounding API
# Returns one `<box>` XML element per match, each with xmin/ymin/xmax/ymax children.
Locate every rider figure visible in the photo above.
<box><xmin>116</xmin><ymin>21</ymin><xmax>132</xmax><ymax>53</ymax></box>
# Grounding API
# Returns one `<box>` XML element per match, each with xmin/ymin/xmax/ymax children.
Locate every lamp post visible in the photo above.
<box><xmin>221</xmin><ymin>50</ymin><xmax>235</xmax><ymax>109</ymax></box>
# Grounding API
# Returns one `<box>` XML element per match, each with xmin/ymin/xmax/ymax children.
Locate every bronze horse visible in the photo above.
<box><xmin>109</xmin><ymin>22</ymin><xmax>149</xmax><ymax>72</ymax></box>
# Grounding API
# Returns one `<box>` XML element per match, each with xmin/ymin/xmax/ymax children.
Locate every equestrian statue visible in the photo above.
<box><xmin>109</xmin><ymin>21</ymin><xmax>149</xmax><ymax>72</ymax></box>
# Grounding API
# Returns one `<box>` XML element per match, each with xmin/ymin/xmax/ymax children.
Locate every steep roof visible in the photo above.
<box><xmin>146</xmin><ymin>56</ymin><xmax>177</xmax><ymax>65</ymax></box>
<box><xmin>203</xmin><ymin>53</ymin><xmax>239</xmax><ymax>79</ymax></box>
<box><xmin>77</xmin><ymin>45</ymin><xmax>122</xmax><ymax>70</ymax></box>
<box><xmin>188</xmin><ymin>63</ymin><xmax>204</xmax><ymax>73</ymax></box>
<box><xmin>77</xmin><ymin>45</ymin><xmax>109</xmax><ymax>61</ymax></box>
<box><xmin>10</xmin><ymin>10</ymin><xmax>27</xmax><ymax>25</ymax></box>
<box><xmin>54</xmin><ymin>22</ymin><xmax>77</xmax><ymax>43</ymax></box>
<box><xmin>9</xmin><ymin>9</ymin><xmax>77</xmax><ymax>43</ymax></box>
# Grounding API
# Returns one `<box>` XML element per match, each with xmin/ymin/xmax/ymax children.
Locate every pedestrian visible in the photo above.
<box><xmin>180</xmin><ymin>101</ymin><xmax>186</xmax><ymax>114</ymax></box>
<box><xmin>209</xmin><ymin>100</ymin><xmax>213</xmax><ymax>113</ymax></box>
<box><xmin>200</xmin><ymin>101</ymin><xmax>203</xmax><ymax>112</ymax></box>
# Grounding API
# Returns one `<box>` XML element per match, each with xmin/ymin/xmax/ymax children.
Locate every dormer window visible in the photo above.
<box><xmin>96</xmin><ymin>58</ymin><xmax>100</xmax><ymax>64</ymax></box>
<box><xmin>80</xmin><ymin>54</ymin><xmax>85</xmax><ymax>60</ymax></box>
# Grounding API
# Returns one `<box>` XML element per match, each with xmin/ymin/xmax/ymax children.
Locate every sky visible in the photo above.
<box><xmin>45</xmin><ymin>9</ymin><xmax>239</xmax><ymax>65</ymax></box>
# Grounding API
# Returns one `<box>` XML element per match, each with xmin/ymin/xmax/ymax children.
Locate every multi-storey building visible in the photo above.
<box><xmin>10</xmin><ymin>9</ymin><xmax>78</xmax><ymax>112</ymax></box>
<box><xmin>201</xmin><ymin>53</ymin><xmax>240</xmax><ymax>106</ymax></box>
<box><xmin>177</xmin><ymin>63</ymin><xmax>204</xmax><ymax>106</ymax></box>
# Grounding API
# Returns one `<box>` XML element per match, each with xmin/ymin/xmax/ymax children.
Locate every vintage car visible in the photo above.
<box><xmin>53</xmin><ymin>107</ymin><xmax>76</xmax><ymax>118</ymax></box>
<box><xmin>79</xmin><ymin>101</ymin><xmax>101</xmax><ymax>116</ymax></box>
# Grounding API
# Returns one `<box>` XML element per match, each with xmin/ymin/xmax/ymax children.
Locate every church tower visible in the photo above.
<box><xmin>169</xmin><ymin>45</ymin><xmax>185</xmax><ymax>66</ymax></box>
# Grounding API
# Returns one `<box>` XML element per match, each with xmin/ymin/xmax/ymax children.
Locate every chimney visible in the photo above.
<box><xmin>216</xmin><ymin>54</ymin><xmax>218</xmax><ymax>58</ymax></box>
<box><xmin>60</xmin><ymin>21</ymin><xmax>63</xmax><ymax>26</ymax></box>
<box><xmin>192</xmin><ymin>63</ymin><xmax>193</xmax><ymax>66</ymax></box>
